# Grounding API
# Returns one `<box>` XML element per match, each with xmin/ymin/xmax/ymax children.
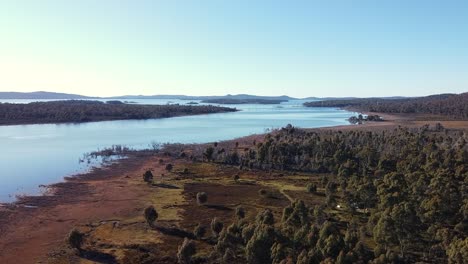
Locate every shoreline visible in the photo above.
<box><xmin>1</xmin><ymin>112</ymin><xmax>467</xmax><ymax>262</ymax></box>
<box><xmin>0</xmin><ymin>110</ymin><xmax>458</xmax><ymax>207</ymax></box>
<box><xmin>0</xmin><ymin>108</ymin><xmax>239</xmax><ymax>127</ymax></box>
<box><xmin>0</xmin><ymin>130</ymin><xmax>271</xmax><ymax>263</ymax></box>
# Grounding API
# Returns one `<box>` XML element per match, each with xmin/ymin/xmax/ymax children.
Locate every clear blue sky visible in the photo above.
<box><xmin>0</xmin><ymin>0</ymin><xmax>467</xmax><ymax>97</ymax></box>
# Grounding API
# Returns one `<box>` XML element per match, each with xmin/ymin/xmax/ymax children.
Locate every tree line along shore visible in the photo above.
<box><xmin>0</xmin><ymin>100</ymin><xmax>237</xmax><ymax>125</ymax></box>
<box><xmin>304</xmin><ymin>92</ymin><xmax>468</xmax><ymax>120</ymax></box>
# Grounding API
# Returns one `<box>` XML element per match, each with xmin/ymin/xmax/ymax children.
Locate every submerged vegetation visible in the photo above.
<box><xmin>0</xmin><ymin>100</ymin><xmax>236</xmax><ymax>125</ymax></box>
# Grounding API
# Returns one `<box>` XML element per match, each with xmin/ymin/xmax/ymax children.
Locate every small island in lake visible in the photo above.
<box><xmin>0</xmin><ymin>100</ymin><xmax>237</xmax><ymax>125</ymax></box>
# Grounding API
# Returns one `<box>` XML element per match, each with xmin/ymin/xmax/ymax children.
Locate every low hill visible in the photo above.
<box><xmin>0</xmin><ymin>92</ymin><xmax>296</xmax><ymax>101</ymax></box>
<box><xmin>0</xmin><ymin>91</ymin><xmax>94</xmax><ymax>99</ymax></box>
<box><xmin>304</xmin><ymin>93</ymin><xmax>468</xmax><ymax>119</ymax></box>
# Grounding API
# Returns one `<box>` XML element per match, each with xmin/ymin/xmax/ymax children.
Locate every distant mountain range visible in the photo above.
<box><xmin>0</xmin><ymin>91</ymin><xmax>296</xmax><ymax>101</ymax></box>
<box><xmin>0</xmin><ymin>91</ymin><xmax>412</xmax><ymax>101</ymax></box>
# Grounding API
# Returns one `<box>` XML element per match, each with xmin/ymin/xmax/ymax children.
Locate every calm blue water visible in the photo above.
<box><xmin>0</xmin><ymin>99</ymin><xmax>354</xmax><ymax>202</ymax></box>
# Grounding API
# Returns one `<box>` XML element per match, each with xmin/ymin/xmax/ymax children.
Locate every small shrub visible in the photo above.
<box><xmin>258</xmin><ymin>189</ymin><xmax>275</xmax><ymax>198</ymax></box>
<box><xmin>143</xmin><ymin>170</ymin><xmax>153</xmax><ymax>183</ymax></box>
<box><xmin>204</xmin><ymin>147</ymin><xmax>215</xmax><ymax>161</ymax></box>
<box><xmin>165</xmin><ymin>164</ymin><xmax>173</xmax><ymax>172</ymax></box>
<box><xmin>144</xmin><ymin>206</ymin><xmax>158</xmax><ymax>227</ymax></box>
<box><xmin>196</xmin><ymin>192</ymin><xmax>208</xmax><ymax>205</ymax></box>
<box><xmin>235</xmin><ymin>206</ymin><xmax>246</xmax><ymax>219</ymax></box>
<box><xmin>177</xmin><ymin>238</ymin><xmax>196</xmax><ymax>264</ymax></box>
<box><xmin>306</xmin><ymin>183</ymin><xmax>317</xmax><ymax>193</ymax></box>
<box><xmin>211</xmin><ymin>217</ymin><xmax>224</xmax><ymax>237</ymax></box>
<box><xmin>68</xmin><ymin>229</ymin><xmax>84</xmax><ymax>250</ymax></box>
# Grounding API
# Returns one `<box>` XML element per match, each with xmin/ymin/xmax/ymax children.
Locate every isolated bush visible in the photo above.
<box><xmin>165</xmin><ymin>164</ymin><xmax>173</xmax><ymax>172</ymax></box>
<box><xmin>177</xmin><ymin>238</ymin><xmax>196</xmax><ymax>264</ymax></box>
<box><xmin>196</xmin><ymin>192</ymin><xmax>208</xmax><ymax>205</ymax></box>
<box><xmin>68</xmin><ymin>229</ymin><xmax>84</xmax><ymax>250</ymax></box>
<box><xmin>143</xmin><ymin>170</ymin><xmax>153</xmax><ymax>183</ymax></box>
<box><xmin>233</xmin><ymin>174</ymin><xmax>240</xmax><ymax>181</ymax></box>
<box><xmin>144</xmin><ymin>206</ymin><xmax>158</xmax><ymax>227</ymax></box>
<box><xmin>235</xmin><ymin>206</ymin><xmax>246</xmax><ymax>219</ymax></box>
<box><xmin>204</xmin><ymin>147</ymin><xmax>215</xmax><ymax>161</ymax></box>
<box><xmin>306</xmin><ymin>183</ymin><xmax>317</xmax><ymax>193</ymax></box>
<box><xmin>211</xmin><ymin>217</ymin><xmax>224</xmax><ymax>237</ymax></box>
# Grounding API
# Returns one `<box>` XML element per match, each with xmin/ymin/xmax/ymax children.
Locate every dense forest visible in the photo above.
<box><xmin>197</xmin><ymin>125</ymin><xmax>468</xmax><ymax>263</ymax></box>
<box><xmin>0</xmin><ymin>100</ymin><xmax>236</xmax><ymax>125</ymax></box>
<box><xmin>304</xmin><ymin>93</ymin><xmax>468</xmax><ymax>120</ymax></box>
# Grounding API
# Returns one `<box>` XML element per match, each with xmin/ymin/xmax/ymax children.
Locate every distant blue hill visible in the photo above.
<box><xmin>0</xmin><ymin>91</ymin><xmax>94</xmax><ymax>99</ymax></box>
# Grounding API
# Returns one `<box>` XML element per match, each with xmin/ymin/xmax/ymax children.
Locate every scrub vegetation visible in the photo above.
<box><xmin>55</xmin><ymin>122</ymin><xmax>466</xmax><ymax>263</ymax></box>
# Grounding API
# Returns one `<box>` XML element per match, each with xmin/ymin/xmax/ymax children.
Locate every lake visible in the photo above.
<box><xmin>0</xmin><ymin>99</ymin><xmax>355</xmax><ymax>202</ymax></box>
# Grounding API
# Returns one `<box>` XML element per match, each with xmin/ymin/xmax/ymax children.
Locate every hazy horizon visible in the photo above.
<box><xmin>0</xmin><ymin>90</ymin><xmax>451</xmax><ymax>99</ymax></box>
<box><xmin>1</xmin><ymin>1</ymin><xmax>467</xmax><ymax>98</ymax></box>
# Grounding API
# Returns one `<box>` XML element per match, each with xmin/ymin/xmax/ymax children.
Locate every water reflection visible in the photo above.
<box><xmin>0</xmin><ymin>99</ymin><xmax>354</xmax><ymax>202</ymax></box>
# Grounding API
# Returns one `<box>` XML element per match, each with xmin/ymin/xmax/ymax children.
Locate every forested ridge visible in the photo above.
<box><xmin>304</xmin><ymin>93</ymin><xmax>468</xmax><ymax>120</ymax></box>
<box><xmin>199</xmin><ymin>125</ymin><xmax>468</xmax><ymax>263</ymax></box>
<box><xmin>0</xmin><ymin>100</ymin><xmax>236</xmax><ymax>125</ymax></box>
